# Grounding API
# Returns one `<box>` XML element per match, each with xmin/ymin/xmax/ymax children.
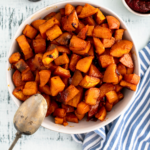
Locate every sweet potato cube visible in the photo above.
<box><xmin>88</xmin><ymin>64</ymin><xmax>103</xmax><ymax>78</ymax></box>
<box><xmin>88</xmin><ymin>101</ymin><xmax>100</xmax><ymax>118</ymax></box>
<box><xmin>23</xmin><ymin>24</ymin><xmax>38</xmax><ymax>39</ymax></box>
<box><xmin>117</xmin><ymin>63</ymin><xmax>127</xmax><ymax>75</ymax></box>
<box><xmin>66</xmin><ymin>113</ymin><xmax>78</xmax><ymax>123</ymax></box>
<box><xmin>16</xmin><ymin>35</ymin><xmax>33</xmax><ymax>60</ymax></box>
<box><xmin>75</xmin><ymin>110</ymin><xmax>84</xmax><ymax>120</ymax></box>
<box><xmin>87</xmin><ymin>26</ymin><xmax>94</xmax><ymax>36</ymax></box>
<box><xmin>53</xmin><ymin>108</ymin><xmax>66</xmax><ymax>118</ymax></box>
<box><xmin>50</xmin><ymin>76</ymin><xmax>65</xmax><ymax>96</ymax></box>
<box><xmin>106</xmin><ymin>16</ymin><xmax>120</xmax><ymax>30</ymax></box>
<box><xmin>44</xmin><ymin>12</ymin><xmax>56</xmax><ymax>20</ymax></box>
<box><xmin>79</xmin><ymin>75</ymin><xmax>100</xmax><ymax>88</ymax></box>
<box><xmin>61</xmin><ymin>85</ymin><xmax>79</xmax><ymax>103</ymax></box>
<box><xmin>46</xmin><ymin>100</ymin><xmax>58</xmax><ymax>117</ymax></box>
<box><xmin>85</xmin><ymin>88</ymin><xmax>100</xmax><ymax>105</ymax></box>
<box><xmin>95</xmin><ymin>106</ymin><xmax>106</xmax><ymax>121</ymax></box>
<box><xmin>114</xmin><ymin>29</ymin><xmax>125</xmax><ymax>41</ymax></box>
<box><xmin>127</xmin><ymin>67</ymin><xmax>134</xmax><ymax>74</ymax></box>
<box><xmin>31</xmin><ymin>19</ymin><xmax>46</xmax><ymax>30</ymax></box>
<box><xmin>46</xmin><ymin>25</ymin><xmax>62</xmax><ymax>41</ymax></box>
<box><xmin>78</xmin><ymin>3</ymin><xmax>98</xmax><ymax>18</ymax></box>
<box><xmin>119</xmin><ymin>53</ymin><xmax>134</xmax><ymax>68</ymax></box>
<box><xmin>32</xmin><ymin>39</ymin><xmax>46</xmax><ymax>53</ymax></box>
<box><xmin>22</xmin><ymin>70</ymin><xmax>34</xmax><ymax>82</ymax></box>
<box><xmin>9</xmin><ymin>52</ymin><xmax>21</xmax><ymax>64</ymax></box>
<box><xmin>34</xmin><ymin>53</ymin><xmax>46</xmax><ymax>70</ymax></box>
<box><xmin>117</xmin><ymin>92</ymin><xmax>124</xmax><ymax>100</ymax></box>
<box><xmin>23</xmin><ymin>81</ymin><xmax>38</xmax><ymax>95</ymax></box>
<box><xmin>55</xmin><ymin>117</ymin><xmax>64</xmax><ymax>125</ymax></box>
<box><xmin>65</xmin><ymin>4</ymin><xmax>75</xmax><ymax>15</ymax></box>
<box><xmin>93</xmin><ymin>37</ymin><xmax>105</xmax><ymax>55</ymax></box>
<box><xmin>84</xmin><ymin>16</ymin><xmax>96</xmax><ymax>26</ymax></box>
<box><xmin>39</xmin><ymin>70</ymin><xmax>51</xmax><ymax>87</ymax></box>
<box><xmin>71</xmin><ymin>70</ymin><xmax>83</xmax><ymax>86</ymax></box>
<box><xmin>120</xmin><ymin>80</ymin><xmax>136</xmax><ymax>91</ymax></box>
<box><xmin>106</xmin><ymin>91</ymin><xmax>118</xmax><ymax>103</ymax></box>
<box><xmin>76</xmin><ymin>56</ymin><xmax>94</xmax><ymax>73</ymax></box>
<box><xmin>99</xmin><ymin>54</ymin><xmax>115</xmax><ymax>68</ymax></box>
<box><xmin>42</xmin><ymin>48</ymin><xmax>59</xmax><ymax>66</ymax></box>
<box><xmin>110</xmin><ymin>40</ymin><xmax>133</xmax><ymax>57</ymax></box>
<box><xmin>101</xmin><ymin>37</ymin><xmax>115</xmax><ymax>48</ymax></box>
<box><xmin>115</xmin><ymin>84</ymin><xmax>123</xmax><ymax>92</ymax></box>
<box><xmin>13</xmin><ymin>70</ymin><xmax>25</xmax><ymax>87</ymax></box>
<box><xmin>77</xmin><ymin>25</ymin><xmax>89</xmax><ymax>40</ymax></box>
<box><xmin>93</xmin><ymin>26</ymin><xmax>112</xmax><ymax>39</ymax></box>
<box><xmin>54</xmin><ymin>66</ymin><xmax>71</xmax><ymax>78</ymax></box>
<box><xmin>26</xmin><ymin>58</ymin><xmax>37</xmax><ymax>72</ymax></box>
<box><xmin>124</xmin><ymin>74</ymin><xmax>140</xmax><ymax>85</ymax></box>
<box><xmin>103</xmin><ymin>64</ymin><xmax>118</xmax><ymax>83</ymax></box>
<box><xmin>94</xmin><ymin>9</ymin><xmax>105</xmax><ymax>24</ymax></box>
<box><xmin>62</xmin><ymin>104</ymin><xmax>74</xmax><ymax>113</ymax></box>
<box><xmin>77</xmin><ymin>102</ymin><xmax>90</xmax><ymax>115</ymax></box>
<box><xmin>75</xmin><ymin>20</ymin><xmax>85</xmax><ymax>33</ymax></box>
<box><xmin>76</xmin><ymin>5</ymin><xmax>83</xmax><ymax>15</ymax></box>
<box><xmin>105</xmin><ymin>101</ymin><xmax>113</xmax><ymax>112</ymax></box>
<box><xmin>54</xmin><ymin>53</ymin><xmax>69</xmax><ymax>66</ymax></box>
<box><xmin>39</xmin><ymin>85</ymin><xmax>51</xmax><ymax>95</ymax></box>
<box><xmin>13</xmin><ymin>86</ymin><xmax>28</xmax><ymax>101</ymax></box>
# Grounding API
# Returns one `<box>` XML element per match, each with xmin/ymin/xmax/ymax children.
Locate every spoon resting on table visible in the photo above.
<box><xmin>8</xmin><ymin>94</ymin><xmax>47</xmax><ymax>150</ymax></box>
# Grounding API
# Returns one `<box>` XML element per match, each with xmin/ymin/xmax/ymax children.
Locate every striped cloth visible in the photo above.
<box><xmin>72</xmin><ymin>42</ymin><xmax>150</xmax><ymax>150</ymax></box>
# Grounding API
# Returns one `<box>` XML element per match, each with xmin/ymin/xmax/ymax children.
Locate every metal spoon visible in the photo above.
<box><xmin>8</xmin><ymin>94</ymin><xmax>47</xmax><ymax>150</ymax></box>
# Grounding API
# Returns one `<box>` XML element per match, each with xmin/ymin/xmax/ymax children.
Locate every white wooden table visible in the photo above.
<box><xmin>0</xmin><ymin>0</ymin><xmax>150</xmax><ymax>149</ymax></box>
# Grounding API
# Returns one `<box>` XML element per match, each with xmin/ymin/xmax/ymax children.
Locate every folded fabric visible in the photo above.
<box><xmin>72</xmin><ymin>42</ymin><xmax>150</xmax><ymax>150</ymax></box>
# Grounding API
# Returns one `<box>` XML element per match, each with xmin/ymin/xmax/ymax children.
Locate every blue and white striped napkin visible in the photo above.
<box><xmin>72</xmin><ymin>42</ymin><xmax>150</xmax><ymax>150</ymax></box>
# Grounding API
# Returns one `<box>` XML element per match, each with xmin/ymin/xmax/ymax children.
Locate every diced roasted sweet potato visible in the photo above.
<box><xmin>77</xmin><ymin>25</ymin><xmax>89</xmax><ymax>40</ymax></box>
<box><xmin>88</xmin><ymin>101</ymin><xmax>100</xmax><ymax>118</ymax></box>
<box><xmin>39</xmin><ymin>85</ymin><xmax>51</xmax><ymax>95</ymax></box>
<box><xmin>31</xmin><ymin>19</ymin><xmax>46</xmax><ymax>30</ymax></box>
<box><xmin>94</xmin><ymin>9</ymin><xmax>105</xmax><ymax>24</ymax></box>
<box><xmin>65</xmin><ymin>4</ymin><xmax>75</xmax><ymax>16</ymax></box>
<box><xmin>23</xmin><ymin>24</ymin><xmax>38</xmax><ymax>39</ymax></box>
<box><xmin>44</xmin><ymin>12</ymin><xmax>56</xmax><ymax>20</ymax></box>
<box><xmin>106</xmin><ymin>16</ymin><xmax>120</xmax><ymax>30</ymax></box>
<box><xmin>46</xmin><ymin>25</ymin><xmax>62</xmax><ymax>41</ymax></box>
<box><xmin>22</xmin><ymin>70</ymin><xmax>34</xmax><ymax>82</ymax></box>
<box><xmin>62</xmin><ymin>104</ymin><xmax>74</xmax><ymax>113</ymax></box>
<box><xmin>87</xmin><ymin>26</ymin><xmax>94</xmax><ymax>36</ymax></box>
<box><xmin>26</xmin><ymin>58</ymin><xmax>37</xmax><ymax>72</ymax></box>
<box><xmin>13</xmin><ymin>70</ymin><xmax>25</xmax><ymax>87</ymax></box>
<box><xmin>50</xmin><ymin>76</ymin><xmax>65</xmax><ymax>96</ymax></box>
<box><xmin>84</xmin><ymin>16</ymin><xmax>96</xmax><ymax>26</ymax></box>
<box><xmin>13</xmin><ymin>86</ymin><xmax>28</xmax><ymax>101</ymax></box>
<box><xmin>120</xmin><ymin>80</ymin><xmax>136</xmax><ymax>91</ymax></box>
<box><xmin>55</xmin><ymin>117</ymin><xmax>64</xmax><ymax>124</ymax></box>
<box><xmin>76</xmin><ymin>56</ymin><xmax>94</xmax><ymax>73</ymax></box>
<box><xmin>114</xmin><ymin>29</ymin><xmax>125</xmax><ymax>41</ymax></box>
<box><xmin>76</xmin><ymin>5</ymin><xmax>83</xmax><ymax>15</ymax></box>
<box><xmin>23</xmin><ymin>81</ymin><xmax>38</xmax><ymax>95</ymax></box>
<box><xmin>54</xmin><ymin>53</ymin><xmax>69</xmax><ymax>65</ymax></box>
<box><xmin>115</xmin><ymin>84</ymin><xmax>123</xmax><ymax>92</ymax></box>
<box><xmin>66</xmin><ymin>113</ymin><xmax>78</xmax><ymax>123</ymax></box>
<box><xmin>34</xmin><ymin>53</ymin><xmax>46</xmax><ymax>70</ymax></box>
<box><xmin>88</xmin><ymin>64</ymin><xmax>103</xmax><ymax>78</ymax></box>
<box><xmin>124</xmin><ymin>74</ymin><xmax>140</xmax><ymax>85</ymax></box>
<box><xmin>75</xmin><ymin>110</ymin><xmax>84</xmax><ymax>120</ymax></box>
<box><xmin>117</xmin><ymin>92</ymin><xmax>124</xmax><ymax>100</ymax></box>
<box><xmin>16</xmin><ymin>35</ymin><xmax>33</xmax><ymax>60</ymax></box>
<box><xmin>9</xmin><ymin>52</ymin><xmax>21</xmax><ymax>64</ymax></box>
<box><xmin>54</xmin><ymin>66</ymin><xmax>71</xmax><ymax>78</ymax></box>
<box><xmin>99</xmin><ymin>54</ymin><xmax>115</xmax><ymax>68</ymax></box>
<box><xmin>79</xmin><ymin>75</ymin><xmax>100</xmax><ymax>88</ymax></box>
<box><xmin>71</xmin><ymin>70</ymin><xmax>83</xmax><ymax>86</ymax></box>
<box><xmin>105</xmin><ymin>101</ymin><xmax>113</xmax><ymax>112</ymax></box>
<box><xmin>101</xmin><ymin>37</ymin><xmax>115</xmax><ymax>48</ymax></box>
<box><xmin>77</xmin><ymin>101</ymin><xmax>90</xmax><ymax>115</ymax></box>
<box><xmin>95</xmin><ymin>106</ymin><xmax>106</xmax><ymax>121</ymax></box>
<box><xmin>75</xmin><ymin>20</ymin><xmax>85</xmax><ymax>33</ymax></box>
<box><xmin>39</xmin><ymin>70</ymin><xmax>51</xmax><ymax>87</ymax></box>
<box><xmin>85</xmin><ymin>88</ymin><xmax>100</xmax><ymax>105</ymax></box>
<box><xmin>32</xmin><ymin>39</ymin><xmax>46</xmax><ymax>53</ymax></box>
<box><xmin>53</xmin><ymin>108</ymin><xmax>66</xmax><ymax>118</ymax></box>
<box><xmin>78</xmin><ymin>3</ymin><xmax>98</xmax><ymax>18</ymax></box>
<box><xmin>93</xmin><ymin>26</ymin><xmax>112</xmax><ymax>39</ymax></box>
<box><xmin>117</xmin><ymin>63</ymin><xmax>127</xmax><ymax>75</ymax></box>
<box><xmin>46</xmin><ymin>100</ymin><xmax>58</xmax><ymax>117</ymax></box>
<box><xmin>106</xmin><ymin>91</ymin><xmax>118</xmax><ymax>103</ymax></box>
<box><xmin>87</xmin><ymin>44</ymin><xmax>94</xmax><ymax>56</ymax></box>
<box><xmin>110</xmin><ymin>40</ymin><xmax>133</xmax><ymax>57</ymax></box>
<box><xmin>119</xmin><ymin>53</ymin><xmax>134</xmax><ymax>68</ymax></box>
<box><xmin>93</xmin><ymin>37</ymin><xmax>105</xmax><ymax>55</ymax></box>
<box><xmin>54</xmin><ymin>12</ymin><xmax>61</xmax><ymax>22</ymax></box>
<box><xmin>126</xmin><ymin>67</ymin><xmax>134</xmax><ymax>74</ymax></box>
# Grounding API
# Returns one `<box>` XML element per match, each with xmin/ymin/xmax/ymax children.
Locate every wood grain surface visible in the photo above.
<box><xmin>0</xmin><ymin>0</ymin><xmax>150</xmax><ymax>150</ymax></box>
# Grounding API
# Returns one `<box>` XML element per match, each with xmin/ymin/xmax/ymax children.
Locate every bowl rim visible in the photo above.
<box><xmin>6</xmin><ymin>0</ymin><xmax>140</xmax><ymax>134</ymax></box>
<box><xmin>122</xmin><ymin>0</ymin><xmax>150</xmax><ymax>17</ymax></box>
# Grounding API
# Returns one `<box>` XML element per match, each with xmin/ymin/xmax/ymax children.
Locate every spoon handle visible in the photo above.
<box><xmin>8</xmin><ymin>132</ymin><xmax>22</xmax><ymax>150</ymax></box>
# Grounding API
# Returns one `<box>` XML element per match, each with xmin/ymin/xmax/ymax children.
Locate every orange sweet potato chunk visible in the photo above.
<box><xmin>71</xmin><ymin>70</ymin><xmax>83</xmax><ymax>86</ymax></box>
<box><xmin>105</xmin><ymin>101</ymin><xmax>113</xmax><ymax>112</ymax></box>
<box><xmin>13</xmin><ymin>70</ymin><xmax>25</xmax><ymax>87</ymax></box>
<box><xmin>46</xmin><ymin>100</ymin><xmax>58</xmax><ymax>117</ymax></box>
<box><xmin>54</xmin><ymin>53</ymin><xmax>69</xmax><ymax>66</ymax></box>
<box><xmin>22</xmin><ymin>70</ymin><xmax>34</xmax><ymax>82</ymax></box>
<box><xmin>39</xmin><ymin>85</ymin><xmax>51</xmax><ymax>95</ymax></box>
<box><xmin>88</xmin><ymin>45</ymin><xmax>94</xmax><ymax>56</ymax></box>
<box><xmin>65</xmin><ymin>4</ymin><xmax>75</xmax><ymax>16</ymax></box>
<box><xmin>44</xmin><ymin>12</ymin><xmax>56</xmax><ymax>20</ymax></box>
<box><xmin>55</xmin><ymin>117</ymin><xmax>64</xmax><ymax>125</ymax></box>
<box><xmin>54</xmin><ymin>66</ymin><xmax>71</xmax><ymax>78</ymax></box>
<box><xmin>124</xmin><ymin>74</ymin><xmax>140</xmax><ymax>85</ymax></box>
<box><xmin>106</xmin><ymin>91</ymin><xmax>118</xmax><ymax>103</ymax></box>
<box><xmin>9</xmin><ymin>52</ymin><xmax>21</xmax><ymax>64</ymax></box>
<box><xmin>31</xmin><ymin>19</ymin><xmax>46</xmax><ymax>30</ymax></box>
<box><xmin>54</xmin><ymin>12</ymin><xmax>61</xmax><ymax>22</ymax></box>
<box><xmin>75</xmin><ymin>20</ymin><xmax>85</xmax><ymax>33</ymax></box>
<box><xmin>77</xmin><ymin>25</ymin><xmax>89</xmax><ymax>40</ymax></box>
<box><xmin>39</xmin><ymin>70</ymin><xmax>51</xmax><ymax>87</ymax></box>
<box><xmin>75</xmin><ymin>110</ymin><xmax>85</xmax><ymax>120</ymax></box>
<box><xmin>34</xmin><ymin>53</ymin><xmax>46</xmax><ymax>70</ymax></box>
<box><xmin>87</xmin><ymin>26</ymin><xmax>94</xmax><ymax>36</ymax></box>
<box><xmin>101</xmin><ymin>37</ymin><xmax>115</xmax><ymax>48</ymax></box>
<box><xmin>78</xmin><ymin>3</ymin><xmax>98</xmax><ymax>18</ymax></box>
<box><xmin>66</xmin><ymin>113</ymin><xmax>78</xmax><ymax>123</ymax></box>
<box><xmin>95</xmin><ymin>106</ymin><xmax>106</xmax><ymax>121</ymax></box>
<box><xmin>77</xmin><ymin>102</ymin><xmax>90</xmax><ymax>115</ymax></box>
<box><xmin>94</xmin><ymin>9</ymin><xmax>105</xmax><ymax>25</ymax></box>
<box><xmin>103</xmin><ymin>64</ymin><xmax>118</xmax><ymax>83</ymax></box>
<box><xmin>62</xmin><ymin>104</ymin><xmax>74</xmax><ymax>113</ymax></box>
<box><xmin>53</xmin><ymin>108</ymin><xmax>66</xmax><ymax>118</ymax></box>
<box><xmin>106</xmin><ymin>16</ymin><xmax>120</xmax><ymax>30</ymax></box>
<box><xmin>88</xmin><ymin>101</ymin><xmax>100</xmax><ymax>118</ymax></box>
<box><xmin>120</xmin><ymin>80</ymin><xmax>137</xmax><ymax>91</ymax></box>
<box><xmin>26</xmin><ymin>58</ymin><xmax>37</xmax><ymax>72</ymax></box>
<box><xmin>117</xmin><ymin>63</ymin><xmax>127</xmax><ymax>75</ymax></box>
<box><xmin>84</xmin><ymin>16</ymin><xmax>96</xmax><ymax>26</ymax></box>
<box><xmin>76</xmin><ymin>5</ymin><xmax>83</xmax><ymax>15</ymax></box>
<box><xmin>76</xmin><ymin>56</ymin><xmax>94</xmax><ymax>73</ymax></box>
<box><xmin>115</xmin><ymin>84</ymin><xmax>123</xmax><ymax>92</ymax></box>
<box><xmin>127</xmin><ymin>67</ymin><xmax>134</xmax><ymax>74</ymax></box>
<box><xmin>117</xmin><ymin>92</ymin><xmax>124</xmax><ymax>100</ymax></box>
<box><xmin>114</xmin><ymin>29</ymin><xmax>125</xmax><ymax>41</ymax></box>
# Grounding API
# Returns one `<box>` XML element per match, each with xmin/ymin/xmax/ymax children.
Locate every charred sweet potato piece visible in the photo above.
<box><xmin>13</xmin><ymin>70</ymin><xmax>25</xmax><ymax>87</ymax></box>
<box><xmin>39</xmin><ymin>70</ymin><xmax>51</xmax><ymax>87</ymax></box>
<box><xmin>77</xmin><ymin>101</ymin><xmax>90</xmax><ymax>115</ymax></box>
<box><xmin>35</xmin><ymin>70</ymin><xmax>40</xmax><ymax>84</ymax></box>
<box><xmin>115</xmin><ymin>84</ymin><xmax>123</xmax><ymax>92</ymax></box>
<box><xmin>120</xmin><ymin>80</ymin><xmax>136</xmax><ymax>91</ymax></box>
<box><xmin>9</xmin><ymin>52</ymin><xmax>21</xmax><ymax>64</ymax></box>
<box><xmin>79</xmin><ymin>75</ymin><xmax>100</xmax><ymax>88</ymax></box>
<box><xmin>93</xmin><ymin>26</ymin><xmax>112</xmax><ymax>39</ymax></box>
<box><xmin>71</xmin><ymin>70</ymin><xmax>83</xmax><ymax>86</ymax></box>
<box><xmin>65</xmin><ymin>4</ymin><xmax>75</xmax><ymax>16</ymax></box>
<box><xmin>54</xmin><ymin>53</ymin><xmax>69</xmax><ymax>65</ymax></box>
<box><xmin>119</xmin><ymin>53</ymin><xmax>134</xmax><ymax>68</ymax></box>
<box><xmin>88</xmin><ymin>101</ymin><xmax>100</xmax><ymax>118</ymax></box>
<box><xmin>53</xmin><ymin>108</ymin><xmax>66</xmax><ymax>118</ymax></box>
<box><xmin>127</xmin><ymin>67</ymin><xmax>134</xmax><ymax>74</ymax></box>
<box><xmin>95</xmin><ymin>106</ymin><xmax>106</xmax><ymax>121</ymax></box>
<box><xmin>85</xmin><ymin>88</ymin><xmax>100</xmax><ymax>105</ymax></box>
<box><xmin>88</xmin><ymin>64</ymin><xmax>103</xmax><ymax>78</ymax></box>
<box><xmin>32</xmin><ymin>39</ymin><xmax>46</xmax><ymax>53</ymax></box>
<box><xmin>101</xmin><ymin>37</ymin><xmax>115</xmax><ymax>48</ymax></box>
<box><xmin>31</xmin><ymin>19</ymin><xmax>46</xmax><ymax>30</ymax></box>
<box><xmin>34</xmin><ymin>53</ymin><xmax>46</xmax><ymax>70</ymax></box>
<box><xmin>105</xmin><ymin>101</ymin><xmax>113</xmax><ymax>112</ymax></box>
<box><xmin>114</xmin><ymin>29</ymin><xmax>125</xmax><ymax>41</ymax></box>
<box><xmin>13</xmin><ymin>86</ymin><xmax>28</xmax><ymax>101</ymax></box>
<box><xmin>23</xmin><ymin>81</ymin><xmax>38</xmax><ymax>95</ymax></box>
<box><xmin>50</xmin><ymin>76</ymin><xmax>65</xmax><ymax>96</ymax></box>
<box><xmin>55</xmin><ymin>117</ymin><xmax>64</xmax><ymax>124</ymax></box>
<box><xmin>44</xmin><ymin>12</ymin><xmax>56</xmax><ymax>20</ymax></box>
<box><xmin>84</xmin><ymin>16</ymin><xmax>96</xmax><ymax>26</ymax></box>
<box><xmin>93</xmin><ymin>37</ymin><xmax>105</xmax><ymax>55</ymax></box>
<box><xmin>39</xmin><ymin>85</ymin><xmax>51</xmax><ymax>95</ymax></box>
<box><xmin>62</xmin><ymin>104</ymin><xmax>74</xmax><ymax>113</ymax></box>
<box><xmin>16</xmin><ymin>35</ymin><xmax>33</xmax><ymax>60</ymax></box>
<box><xmin>78</xmin><ymin>3</ymin><xmax>98</xmax><ymax>18</ymax></box>
<box><xmin>87</xmin><ymin>26</ymin><xmax>94</xmax><ymax>36</ymax></box>
<box><xmin>76</xmin><ymin>56</ymin><xmax>94</xmax><ymax>73</ymax></box>
<box><xmin>124</xmin><ymin>74</ymin><xmax>140</xmax><ymax>85</ymax></box>
<box><xmin>46</xmin><ymin>100</ymin><xmax>58</xmax><ymax>117</ymax></box>
<box><xmin>76</xmin><ymin>5</ymin><xmax>83</xmax><ymax>15</ymax></box>
<box><xmin>22</xmin><ymin>70</ymin><xmax>34</xmax><ymax>82</ymax></box>
<box><xmin>75</xmin><ymin>21</ymin><xmax>85</xmax><ymax>33</ymax></box>
<box><xmin>66</xmin><ymin>113</ymin><xmax>78</xmax><ymax>123</ymax></box>
<box><xmin>23</xmin><ymin>24</ymin><xmax>38</xmax><ymax>39</ymax></box>
<box><xmin>117</xmin><ymin>63</ymin><xmax>127</xmax><ymax>75</ymax></box>
<box><xmin>106</xmin><ymin>91</ymin><xmax>118</xmax><ymax>103</ymax></box>
<box><xmin>77</xmin><ymin>25</ymin><xmax>89</xmax><ymax>40</ymax></box>
<box><xmin>54</xmin><ymin>66</ymin><xmax>71</xmax><ymax>78</ymax></box>
<box><xmin>94</xmin><ymin>9</ymin><xmax>105</xmax><ymax>25</ymax></box>
<box><xmin>110</xmin><ymin>40</ymin><xmax>133</xmax><ymax>57</ymax></box>
<box><xmin>106</xmin><ymin>16</ymin><xmax>120</xmax><ymax>30</ymax></box>
<box><xmin>75</xmin><ymin>110</ymin><xmax>84</xmax><ymax>120</ymax></box>
<box><xmin>99</xmin><ymin>54</ymin><xmax>115</xmax><ymax>68</ymax></box>
<box><xmin>103</xmin><ymin>64</ymin><xmax>118</xmax><ymax>83</ymax></box>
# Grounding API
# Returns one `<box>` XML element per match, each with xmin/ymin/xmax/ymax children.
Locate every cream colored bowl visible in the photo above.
<box><xmin>7</xmin><ymin>0</ymin><xmax>140</xmax><ymax>134</ymax></box>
